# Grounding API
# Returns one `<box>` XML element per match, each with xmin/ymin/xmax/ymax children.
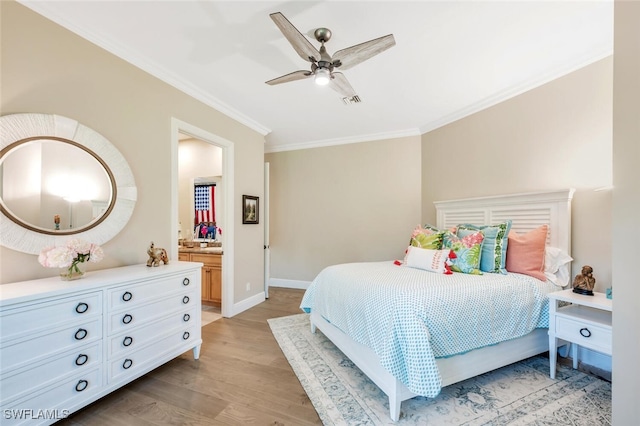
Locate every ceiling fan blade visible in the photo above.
<box><xmin>329</xmin><ymin>72</ymin><xmax>357</xmax><ymax>98</ymax></box>
<box><xmin>270</xmin><ymin>12</ymin><xmax>321</xmax><ymax>63</ymax></box>
<box><xmin>265</xmin><ymin>70</ymin><xmax>312</xmax><ymax>85</ymax></box>
<box><xmin>332</xmin><ymin>34</ymin><xmax>395</xmax><ymax>70</ymax></box>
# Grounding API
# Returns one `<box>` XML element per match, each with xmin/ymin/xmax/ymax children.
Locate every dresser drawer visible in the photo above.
<box><xmin>107</xmin><ymin>272</ymin><xmax>198</xmax><ymax>310</ymax></box>
<box><xmin>1</xmin><ymin>318</ymin><xmax>102</xmax><ymax>372</ymax></box>
<box><xmin>4</xmin><ymin>368</ymin><xmax>102</xmax><ymax>426</ymax></box>
<box><xmin>107</xmin><ymin>290</ymin><xmax>197</xmax><ymax>335</ymax></box>
<box><xmin>0</xmin><ymin>343</ymin><xmax>101</xmax><ymax>405</ymax></box>
<box><xmin>108</xmin><ymin>325</ymin><xmax>199</xmax><ymax>383</ymax></box>
<box><xmin>108</xmin><ymin>305</ymin><xmax>198</xmax><ymax>357</ymax></box>
<box><xmin>555</xmin><ymin>315</ymin><xmax>612</xmax><ymax>354</ymax></box>
<box><xmin>0</xmin><ymin>292</ymin><xmax>102</xmax><ymax>342</ymax></box>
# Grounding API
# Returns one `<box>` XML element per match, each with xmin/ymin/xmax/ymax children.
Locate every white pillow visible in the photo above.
<box><xmin>404</xmin><ymin>246</ymin><xmax>452</xmax><ymax>274</ymax></box>
<box><xmin>544</xmin><ymin>246</ymin><xmax>573</xmax><ymax>287</ymax></box>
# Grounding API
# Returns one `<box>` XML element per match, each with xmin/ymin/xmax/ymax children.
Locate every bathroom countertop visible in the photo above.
<box><xmin>178</xmin><ymin>246</ymin><xmax>223</xmax><ymax>255</ymax></box>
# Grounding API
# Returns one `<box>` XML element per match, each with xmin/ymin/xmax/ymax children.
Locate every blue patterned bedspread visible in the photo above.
<box><xmin>299</xmin><ymin>261</ymin><xmax>558</xmax><ymax>397</ymax></box>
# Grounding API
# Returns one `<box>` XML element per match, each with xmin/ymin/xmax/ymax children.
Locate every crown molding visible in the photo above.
<box><xmin>419</xmin><ymin>48</ymin><xmax>613</xmax><ymax>135</ymax></box>
<box><xmin>264</xmin><ymin>128</ymin><xmax>421</xmax><ymax>153</ymax></box>
<box><xmin>19</xmin><ymin>1</ymin><xmax>271</xmax><ymax>137</ymax></box>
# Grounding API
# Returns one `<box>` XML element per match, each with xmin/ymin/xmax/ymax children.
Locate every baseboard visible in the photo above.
<box><xmin>268</xmin><ymin>278</ymin><xmax>312</xmax><ymax>290</ymax></box>
<box><xmin>230</xmin><ymin>291</ymin><xmax>265</xmax><ymax>317</ymax></box>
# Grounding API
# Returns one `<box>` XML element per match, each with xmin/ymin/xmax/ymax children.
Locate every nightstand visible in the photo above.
<box><xmin>548</xmin><ymin>289</ymin><xmax>612</xmax><ymax>379</ymax></box>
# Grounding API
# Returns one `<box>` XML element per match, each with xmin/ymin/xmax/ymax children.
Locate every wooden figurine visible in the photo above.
<box><xmin>146</xmin><ymin>241</ymin><xmax>169</xmax><ymax>267</ymax></box>
<box><xmin>572</xmin><ymin>265</ymin><xmax>596</xmax><ymax>296</ymax></box>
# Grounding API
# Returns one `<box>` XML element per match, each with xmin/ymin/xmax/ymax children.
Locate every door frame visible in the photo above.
<box><xmin>264</xmin><ymin>162</ymin><xmax>270</xmax><ymax>298</ymax></box>
<box><xmin>171</xmin><ymin>118</ymin><xmax>234</xmax><ymax>318</ymax></box>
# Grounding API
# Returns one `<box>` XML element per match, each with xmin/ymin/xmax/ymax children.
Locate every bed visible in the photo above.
<box><xmin>300</xmin><ymin>189</ymin><xmax>575</xmax><ymax>421</ymax></box>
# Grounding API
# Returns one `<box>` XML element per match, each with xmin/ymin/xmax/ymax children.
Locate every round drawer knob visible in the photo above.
<box><xmin>123</xmin><ymin>358</ymin><xmax>133</xmax><ymax>370</ymax></box>
<box><xmin>123</xmin><ymin>336</ymin><xmax>133</xmax><ymax>347</ymax></box>
<box><xmin>183</xmin><ymin>331</ymin><xmax>190</xmax><ymax>340</ymax></box>
<box><xmin>75</xmin><ymin>354</ymin><xmax>89</xmax><ymax>366</ymax></box>
<box><xmin>182</xmin><ymin>296</ymin><xmax>190</xmax><ymax>304</ymax></box>
<box><xmin>183</xmin><ymin>313</ymin><xmax>191</xmax><ymax>322</ymax></box>
<box><xmin>75</xmin><ymin>380</ymin><xmax>88</xmax><ymax>392</ymax></box>
<box><xmin>74</xmin><ymin>328</ymin><xmax>88</xmax><ymax>340</ymax></box>
<box><xmin>580</xmin><ymin>327</ymin><xmax>592</xmax><ymax>338</ymax></box>
<box><xmin>183</xmin><ymin>277</ymin><xmax>190</xmax><ymax>286</ymax></box>
<box><xmin>122</xmin><ymin>314</ymin><xmax>133</xmax><ymax>325</ymax></box>
<box><xmin>75</xmin><ymin>302</ymin><xmax>89</xmax><ymax>314</ymax></box>
<box><xmin>122</xmin><ymin>291</ymin><xmax>133</xmax><ymax>302</ymax></box>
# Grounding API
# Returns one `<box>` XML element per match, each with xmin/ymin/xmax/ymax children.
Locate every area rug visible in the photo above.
<box><xmin>268</xmin><ymin>314</ymin><xmax>611</xmax><ymax>425</ymax></box>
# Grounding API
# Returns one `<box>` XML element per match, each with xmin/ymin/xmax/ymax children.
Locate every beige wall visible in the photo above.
<box><xmin>612</xmin><ymin>1</ymin><xmax>640</xmax><ymax>423</ymax></box>
<box><xmin>0</xmin><ymin>2</ymin><xmax>265</xmax><ymax>306</ymax></box>
<box><xmin>421</xmin><ymin>57</ymin><xmax>613</xmax><ymax>291</ymax></box>
<box><xmin>266</xmin><ymin>59</ymin><xmax>613</xmax><ymax>285</ymax></box>
<box><xmin>265</xmin><ymin>135</ymin><xmax>422</xmax><ymax>282</ymax></box>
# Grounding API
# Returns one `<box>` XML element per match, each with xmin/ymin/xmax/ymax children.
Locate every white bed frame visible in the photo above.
<box><xmin>310</xmin><ymin>189</ymin><xmax>575</xmax><ymax>422</ymax></box>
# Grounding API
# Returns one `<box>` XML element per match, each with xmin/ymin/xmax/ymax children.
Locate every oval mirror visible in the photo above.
<box><xmin>0</xmin><ymin>114</ymin><xmax>137</xmax><ymax>254</ymax></box>
<box><xmin>1</xmin><ymin>138</ymin><xmax>115</xmax><ymax>234</ymax></box>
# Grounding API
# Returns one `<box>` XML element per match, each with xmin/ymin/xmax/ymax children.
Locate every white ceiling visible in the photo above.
<box><xmin>20</xmin><ymin>1</ymin><xmax>613</xmax><ymax>153</ymax></box>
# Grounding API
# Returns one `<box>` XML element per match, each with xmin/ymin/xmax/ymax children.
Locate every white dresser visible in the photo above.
<box><xmin>0</xmin><ymin>262</ymin><xmax>202</xmax><ymax>425</ymax></box>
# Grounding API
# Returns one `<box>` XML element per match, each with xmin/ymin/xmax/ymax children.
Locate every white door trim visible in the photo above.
<box><xmin>264</xmin><ymin>162</ymin><xmax>270</xmax><ymax>299</ymax></box>
<box><xmin>171</xmin><ymin>118</ymin><xmax>235</xmax><ymax>318</ymax></box>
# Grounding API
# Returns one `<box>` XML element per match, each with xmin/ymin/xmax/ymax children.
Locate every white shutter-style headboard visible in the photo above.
<box><xmin>434</xmin><ymin>189</ymin><xmax>575</xmax><ymax>256</ymax></box>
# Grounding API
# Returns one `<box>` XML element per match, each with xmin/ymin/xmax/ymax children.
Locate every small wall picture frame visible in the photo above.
<box><xmin>242</xmin><ymin>195</ymin><xmax>259</xmax><ymax>224</ymax></box>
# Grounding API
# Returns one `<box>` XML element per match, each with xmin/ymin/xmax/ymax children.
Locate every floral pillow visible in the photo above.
<box><xmin>408</xmin><ymin>225</ymin><xmax>444</xmax><ymax>250</ymax></box>
<box><xmin>457</xmin><ymin>220</ymin><xmax>512</xmax><ymax>274</ymax></box>
<box><xmin>443</xmin><ymin>230</ymin><xmax>484</xmax><ymax>275</ymax></box>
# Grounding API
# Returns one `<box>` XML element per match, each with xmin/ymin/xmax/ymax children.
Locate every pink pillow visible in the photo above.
<box><xmin>506</xmin><ymin>225</ymin><xmax>548</xmax><ymax>281</ymax></box>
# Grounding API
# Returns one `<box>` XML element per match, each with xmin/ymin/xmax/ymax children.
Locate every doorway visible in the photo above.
<box><xmin>171</xmin><ymin>118</ymin><xmax>235</xmax><ymax>318</ymax></box>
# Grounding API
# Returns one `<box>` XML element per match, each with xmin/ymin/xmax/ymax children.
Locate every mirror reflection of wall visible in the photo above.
<box><xmin>178</xmin><ymin>135</ymin><xmax>223</xmax><ymax>242</ymax></box>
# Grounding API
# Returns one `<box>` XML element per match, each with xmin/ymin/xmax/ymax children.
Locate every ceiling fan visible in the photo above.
<box><xmin>266</xmin><ymin>12</ymin><xmax>395</xmax><ymax>102</ymax></box>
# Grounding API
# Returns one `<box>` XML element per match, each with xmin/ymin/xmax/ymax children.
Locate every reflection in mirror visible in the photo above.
<box><xmin>0</xmin><ymin>138</ymin><xmax>114</xmax><ymax>233</ymax></box>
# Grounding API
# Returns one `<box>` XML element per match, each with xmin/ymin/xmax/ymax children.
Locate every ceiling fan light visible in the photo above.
<box><xmin>315</xmin><ymin>68</ymin><xmax>331</xmax><ymax>86</ymax></box>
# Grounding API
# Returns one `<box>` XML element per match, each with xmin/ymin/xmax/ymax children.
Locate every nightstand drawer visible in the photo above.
<box><xmin>555</xmin><ymin>315</ymin><xmax>612</xmax><ymax>355</ymax></box>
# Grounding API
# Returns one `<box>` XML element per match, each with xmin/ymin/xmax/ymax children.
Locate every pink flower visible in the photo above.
<box><xmin>461</xmin><ymin>232</ymin><xmax>484</xmax><ymax>248</ymax></box>
<box><xmin>88</xmin><ymin>244</ymin><xmax>104</xmax><ymax>263</ymax></box>
<box><xmin>38</xmin><ymin>239</ymin><xmax>104</xmax><ymax>269</ymax></box>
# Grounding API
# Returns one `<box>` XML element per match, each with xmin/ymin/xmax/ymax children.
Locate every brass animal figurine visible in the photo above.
<box><xmin>572</xmin><ymin>265</ymin><xmax>596</xmax><ymax>295</ymax></box>
<box><xmin>147</xmin><ymin>241</ymin><xmax>169</xmax><ymax>267</ymax></box>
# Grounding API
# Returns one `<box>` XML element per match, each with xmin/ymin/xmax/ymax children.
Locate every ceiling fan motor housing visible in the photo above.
<box><xmin>314</xmin><ymin>28</ymin><xmax>332</xmax><ymax>43</ymax></box>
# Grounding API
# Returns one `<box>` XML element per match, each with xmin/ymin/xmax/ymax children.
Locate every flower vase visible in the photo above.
<box><xmin>60</xmin><ymin>263</ymin><xmax>85</xmax><ymax>281</ymax></box>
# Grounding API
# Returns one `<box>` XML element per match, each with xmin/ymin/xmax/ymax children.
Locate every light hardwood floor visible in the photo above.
<box><xmin>62</xmin><ymin>287</ymin><xmax>322</xmax><ymax>425</ymax></box>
